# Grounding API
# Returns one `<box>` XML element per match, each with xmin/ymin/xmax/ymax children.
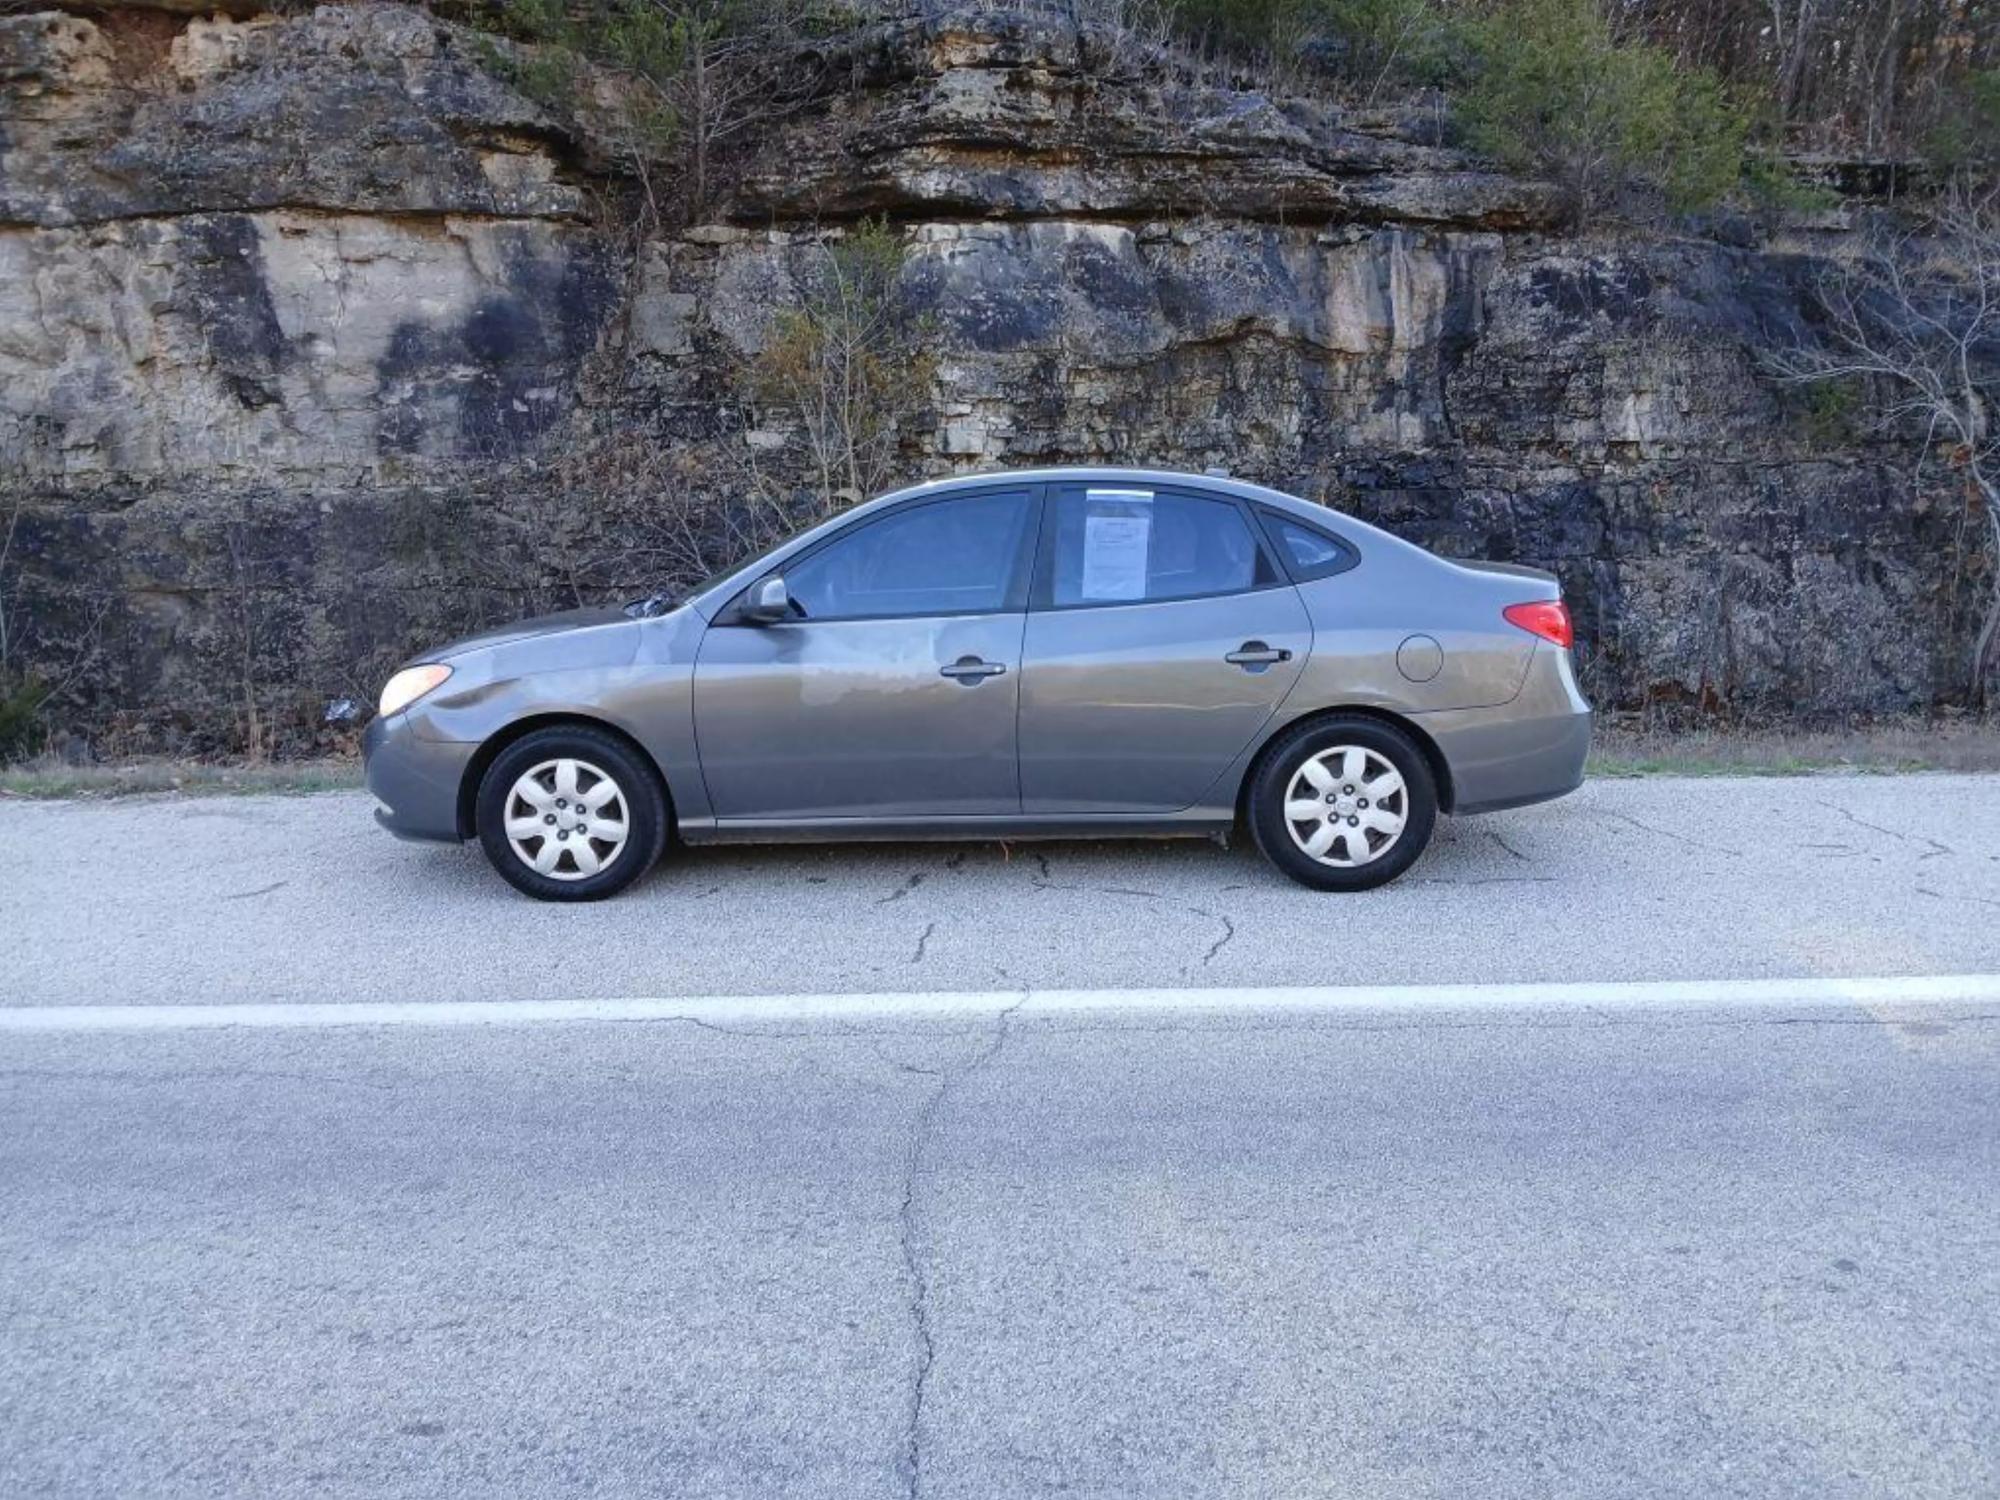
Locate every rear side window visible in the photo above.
<box><xmin>1046</xmin><ymin>489</ymin><xmax>1275</xmax><ymax>608</ymax></box>
<box><xmin>1259</xmin><ymin>511</ymin><xmax>1358</xmax><ymax>583</ymax></box>
<box><xmin>782</xmin><ymin>492</ymin><xmax>1035</xmax><ymax>620</ymax></box>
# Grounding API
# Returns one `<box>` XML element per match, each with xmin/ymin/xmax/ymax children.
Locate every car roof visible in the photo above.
<box><xmin>682</xmin><ymin>466</ymin><xmax>1432</xmax><ymax>618</ymax></box>
<box><xmin>885</xmin><ymin>466</ymin><xmax>1316</xmax><ymax>514</ymax></box>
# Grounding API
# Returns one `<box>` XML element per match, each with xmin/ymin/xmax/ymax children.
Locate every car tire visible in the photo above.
<box><xmin>1248</xmin><ymin>715</ymin><xmax>1437</xmax><ymax>892</ymax></box>
<box><xmin>475</xmin><ymin>725</ymin><xmax>669</xmax><ymax>902</ymax></box>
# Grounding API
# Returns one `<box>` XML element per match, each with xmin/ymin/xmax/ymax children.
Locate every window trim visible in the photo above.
<box><xmin>1254</xmin><ymin>506</ymin><xmax>1362</xmax><ymax>584</ymax></box>
<box><xmin>1029</xmin><ymin>484</ymin><xmax>1287</xmax><ymax>614</ymax></box>
<box><xmin>718</xmin><ymin>485</ymin><xmax>1046</xmax><ymax>626</ymax></box>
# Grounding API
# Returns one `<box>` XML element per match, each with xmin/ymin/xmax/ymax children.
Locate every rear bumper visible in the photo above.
<box><xmin>1421</xmin><ymin>645</ymin><xmax>1592</xmax><ymax>816</ymax></box>
<box><xmin>362</xmin><ymin>712</ymin><xmax>476</xmax><ymax>843</ymax></box>
<box><xmin>1440</xmin><ymin>709</ymin><xmax>1590</xmax><ymax>814</ymax></box>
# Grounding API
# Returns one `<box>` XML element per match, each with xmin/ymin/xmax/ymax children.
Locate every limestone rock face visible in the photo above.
<box><xmin>0</xmin><ymin>2</ymin><xmax>1981</xmax><ymax>752</ymax></box>
<box><xmin>2</xmin><ymin>5</ymin><xmax>584</xmax><ymax>227</ymax></box>
<box><xmin>728</xmin><ymin>11</ymin><xmax>1559</xmax><ymax>231</ymax></box>
<box><xmin>1</xmin><ymin>213</ymin><xmax>613</xmax><ymax>486</ymax></box>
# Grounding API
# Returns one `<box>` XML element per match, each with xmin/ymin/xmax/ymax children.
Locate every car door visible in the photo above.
<box><xmin>1018</xmin><ymin>482</ymin><xmax>1311</xmax><ymax>814</ymax></box>
<box><xmin>692</xmin><ymin>486</ymin><xmax>1041</xmax><ymax>821</ymax></box>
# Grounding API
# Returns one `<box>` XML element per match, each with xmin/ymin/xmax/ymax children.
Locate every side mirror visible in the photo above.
<box><xmin>742</xmin><ymin>574</ymin><xmax>792</xmax><ymax>624</ymax></box>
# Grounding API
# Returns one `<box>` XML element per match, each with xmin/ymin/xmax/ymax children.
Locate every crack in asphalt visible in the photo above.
<box><xmin>221</xmin><ymin>880</ymin><xmax>289</xmax><ymax>901</ymax></box>
<box><xmin>667</xmin><ymin>1015</ymin><xmax>874</xmax><ymax>1041</ymax></box>
<box><xmin>1201</xmin><ymin>915</ymin><xmax>1236</xmax><ymax>967</ymax></box>
<box><xmin>910</xmin><ymin>922</ymin><xmax>935</xmax><ymax>965</ymax></box>
<box><xmin>1816</xmin><ymin>800</ymin><xmax>1954</xmax><ymax>859</ymax></box>
<box><xmin>1603</xmin><ymin>809</ymin><xmax>1743</xmax><ymax>858</ymax></box>
<box><xmin>869</xmin><ymin>1040</ymin><xmax>945</xmax><ymax>1078</ymax></box>
<box><xmin>1030</xmin><ymin>872</ymin><xmax>1243</xmax><ymax>974</ymax></box>
<box><xmin>878</xmin><ymin>873</ymin><xmax>927</xmax><ymax>906</ymax></box>
<box><xmin>894</xmin><ymin>997</ymin><xmax>1025</xmax><ymax>1500</ymax></box>
<box><xmin>1031</xmin><ymin>874</ymin><xmax>1166</xmax><ymax>900</ymax></box>
<box><xmin>1916</xmin><ymin>885</ymin><xmax>2000</xmax><ymax>910</ymax></box>
<box><xmin>1488</xmin><ymin>829</ymin><xmax>1529</xmax><ymax>862</ymax></box>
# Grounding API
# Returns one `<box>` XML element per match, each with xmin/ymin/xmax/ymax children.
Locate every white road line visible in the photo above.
<box><xmin>2</xmin><ymin>974</ymin><xmax>1998</xmax><ymax>1033</ymax></box>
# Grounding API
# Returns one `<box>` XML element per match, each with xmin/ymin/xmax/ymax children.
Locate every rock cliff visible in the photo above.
<box><xmin>0</xmin><ymin>2</ymin><xmax>1978</xmax><ymax>752</ymax></box>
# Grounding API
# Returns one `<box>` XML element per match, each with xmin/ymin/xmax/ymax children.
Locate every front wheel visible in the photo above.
<box><xmin>475</xmin><ymin>726</ymin><xmax>669</xmax><ymax>901</ymax></box>
<box><xmin>1248</xmin><ymin>716</ymin><xmax>1437</xmax><ymax>891</ymax></box>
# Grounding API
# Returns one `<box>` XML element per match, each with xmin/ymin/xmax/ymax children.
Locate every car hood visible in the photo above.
<box><xmin>428</xmin><ymin>606</ymin><xmax>635</xmax><ymax>659</ymax></box>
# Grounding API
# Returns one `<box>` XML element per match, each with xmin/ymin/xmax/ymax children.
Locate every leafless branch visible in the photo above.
<box><xmin>1769</xmin><ymin>192</ymin><xmax>2000</xmax><ymax>699</ymax></box>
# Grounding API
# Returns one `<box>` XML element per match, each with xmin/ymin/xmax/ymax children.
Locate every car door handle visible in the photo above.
<box><xmin>940</xmin><ymin>656</ymin><xmax>1007</xmax><ymax>682</ymax></box>
<box><xmin>1225</xmin><ymin>641</ymin><xmax>1293</xmax><ymax>666</ymax></box>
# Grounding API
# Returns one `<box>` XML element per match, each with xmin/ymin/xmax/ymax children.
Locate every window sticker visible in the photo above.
<box><xmin>1080</xmin><ymin>495</ymin><xmax>1152</xmax><ymax>601</ymax></box>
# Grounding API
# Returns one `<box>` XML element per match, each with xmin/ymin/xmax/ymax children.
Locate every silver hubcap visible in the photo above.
<box><xmin>1283</xmin><ymin>745</ymin><xmax>1408</xmax><ymax>868</ymax></box>
<box><xmin>503</xmin><ymin>758</ymin><xmax>629</xmax><ymax>882</ymax></box>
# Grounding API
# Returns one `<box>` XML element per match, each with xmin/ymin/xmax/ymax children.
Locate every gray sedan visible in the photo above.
<box><xmin>363</xmin><ymin>468</ymin><xmax>1590</xmax><ymax>899</ymax></box>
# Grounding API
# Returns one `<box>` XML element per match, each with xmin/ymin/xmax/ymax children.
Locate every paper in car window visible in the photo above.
<box><xmin>1080</xmin><ymin>496</ymin><xmax>1152</xmax><ymax>601</ymax></box>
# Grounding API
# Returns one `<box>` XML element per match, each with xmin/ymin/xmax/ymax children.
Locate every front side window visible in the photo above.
<box><xmin>1047</xmin><ymin>489</ymin><xmax>1271</xmax><ymax>608</ymax></box>
<box><xmin>780</xmin><ymin>491</ymin><xmax>1034</xmax><ymax>620</ymax></box>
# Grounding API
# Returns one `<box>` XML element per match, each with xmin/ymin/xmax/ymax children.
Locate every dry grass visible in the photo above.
<box><xmin>1590</xmin><ymin>718</ymin><xmax>2000</xmax><ymax>777</ymax></box>
<box><xmin>0</xmin><ymin>756</ymin><xmax>362</xmax><ymax>801</ymax></box>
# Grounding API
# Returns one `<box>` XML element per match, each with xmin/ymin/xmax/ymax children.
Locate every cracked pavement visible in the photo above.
<box><xmin>3</xmin><ymin>775</ymin><xmax>1999</xmax><ymax>1007</ymax></box>
<box><xmin>3</xmin><ymin>774</ymin><xmax>1998</xmax><ymax>1496</ymax></box>
<box><xmin>3</xmin><ymin>1000</ymin><xmax>1997</xmax><ymax>1497</ymax></box>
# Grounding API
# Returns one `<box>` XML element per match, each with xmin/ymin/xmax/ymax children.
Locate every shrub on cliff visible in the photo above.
<box><xmin>474</xmin><ymin>0</ymin><xmax>808</xmax><ymax>218</ymax></box>
<box><xmin>749</xmin><ymin>220</ymin><xmax>938</xmax><ymax>506</ymax></box>
<box><xmin>1165</xmin><ymin>0</ymin><xmax>1748</xmax><ymax>215</ymax></box>
<box><xmin>0</xmin><ymin>671</ymin><xmax>48</xmax><ymax>763</ymax></box>
<box><xmin>1454</xmin><ymin>0</ymin><xmax>1747</xmax><ymax>220</ymax></box>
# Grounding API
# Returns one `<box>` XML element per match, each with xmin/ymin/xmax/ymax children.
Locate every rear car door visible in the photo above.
<box><xmin>1018</xmin><ymin>482</ymin><xmax>1311</xmax><ymax>814</ymax></box>
<box><xmin>692</xmin><ymin>486</ymin><xmax>1041</xmax><ymax>821</ymax></box>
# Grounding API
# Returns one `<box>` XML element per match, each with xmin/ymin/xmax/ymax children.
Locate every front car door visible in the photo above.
<box><xmin>1018</xmin><ymin>482</ymin><xmax>1312</xmax><ymax>814</ymax></box>
<box><xmin>692</xmin><ymin>486</ymin><xmax>1040</xmax><ymax>821</ymax></box>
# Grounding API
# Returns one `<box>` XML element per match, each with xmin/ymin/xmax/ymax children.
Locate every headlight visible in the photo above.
<box><xmin>378</xmin><ymin>664</ymin><xmax>453</xmax><ymax>717</ymax></box>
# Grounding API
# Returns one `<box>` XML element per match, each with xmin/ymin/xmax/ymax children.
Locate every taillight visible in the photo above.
<box><xmin>1503</xmin><ymin>600</ymin><xmax>1573</xmax><ymax>648</ymax></box>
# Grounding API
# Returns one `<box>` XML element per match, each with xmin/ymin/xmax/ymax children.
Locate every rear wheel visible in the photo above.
<box><xmin>475</xmin><ymin>726</ymin><xmax>668</xmax><ymax>901</ymax></box>
<box><xmin>1248</xmin><ymin>716</ymin><xmax>1437</xmax><ymax>891</ymax></box>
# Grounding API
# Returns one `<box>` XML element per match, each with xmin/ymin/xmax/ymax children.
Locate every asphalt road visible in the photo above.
<box><xmin>3</xmin><ymin>775</ymin><xmax>1999</xmax><ymax>1007</ymax></box>
<box><xmin>4</xmin><ymin>776</ymin><xmax>1998</xmax><ymax>1496</ymax></box>
<box><xmin>2</xmin><ymin>993</ymin><xmax>1997</xmax><ymax>1498</ymax></box>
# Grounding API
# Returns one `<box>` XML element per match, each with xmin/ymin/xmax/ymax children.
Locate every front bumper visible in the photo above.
<box><xmin>362</xmin><ymin>712</ymin><xmax>477</xmax><ymax>843</ymax></box>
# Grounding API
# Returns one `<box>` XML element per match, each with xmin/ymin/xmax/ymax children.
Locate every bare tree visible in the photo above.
<box><xmin>670</xmin><ymin>11</ymin><xmax>787</xmax><ymax>218</ymax></box>
<box><xmin>476</xmin><ymin>0</ymin><xmax>831</xmax><ymax>227</ymax></box>
<box><xmin>223</xmin><ymin>521</ymin><xmax>271</xmax><ymax>762</ymax></box>
<box><xmin>750</xmin><ymin>221</ymin><xmax>937</xmax><ymax>506</ymax></box>
<box><xmin>1772</xmin><ymin>188</ymin><xmax>2000</xmax><ymax>699</ymax></box>
<box><xmin>0</xmin><ymin>498</ymin><xmax>20</xmax><ymax>679</ymax></box>
<box><xmin>1763</xmin><ymin>0</ymin><xmax>1822</xmax><ymax>122</ymax></box>
<box><xmin>0</xmin><ymin>499</ymin><xmax>116</xmax><ymax>761</ymax></box>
